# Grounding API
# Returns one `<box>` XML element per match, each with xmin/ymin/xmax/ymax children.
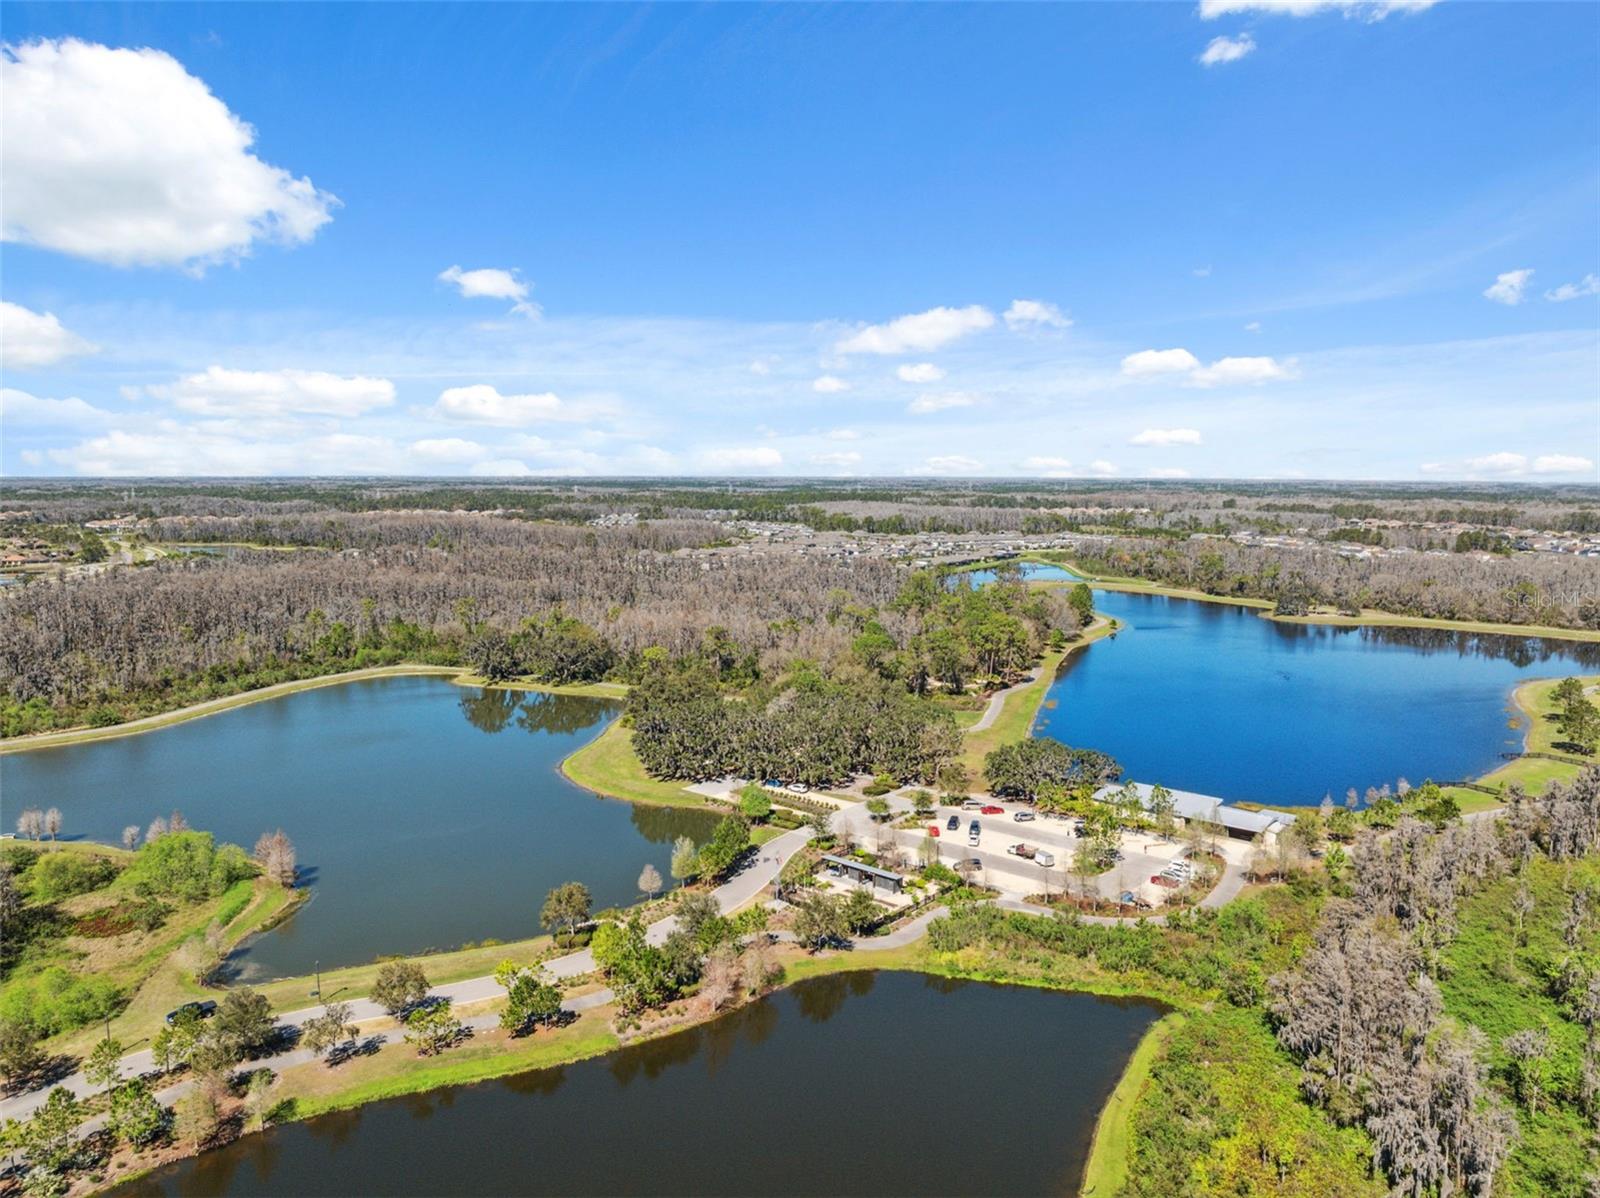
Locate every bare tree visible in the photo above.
<box><xmin>121</xmin><ymin>825</ymin><xmax>140</xmax><ymax>851</ymax></box>
<box><xmin>637</xmin><ymin>863</ymin><xmax>662</xmax><ymax>901</ymax></box>
<box><xmin>144</xmin><ymin>815</ymin><xmax>168</xmax><ymax>843</ymax></box>
<box><xmin>15</xmin><ymin>808</ymin><xmax>41</xmax><ymax>840</ymax></box>
<box><xmin>252</xmin><ymin>829</ymin><xmax>297</xmax><ymax>887</ymax></box>
<box><xmin>43</xmin><ymin>808</ymin><xmax>61</xmax><ymax>842</ymax></box>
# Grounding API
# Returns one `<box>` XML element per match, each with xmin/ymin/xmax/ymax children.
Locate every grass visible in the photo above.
<box><xmin>1079</xmin><ymin>1012</ymin><xmax>1185</xmax><ymax>1197</ymax></box>
<box><xmin>1440</xmin><ymin>673</ymin><xmax>1599</xmax><ymax>811</ymax></box>
<box><xmin>560</xmin><ymin>716</ymin><xmax>710</xmax><ymax>810</ymax></box>
<box><xmin>452</xmin><ymin>675</ymin><xmax>632</xmax><ymax>700</ymax></box>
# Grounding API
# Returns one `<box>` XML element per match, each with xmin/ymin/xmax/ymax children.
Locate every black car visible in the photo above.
<box><xmin>165</xmin><ymin>1000</ymin><xmax>217</xmax><ymax>1026</ymax></box>
<box><xmin>946</xmin><ymin>815</ymin><xmax>960</xmax><ymax>832</ymax></box>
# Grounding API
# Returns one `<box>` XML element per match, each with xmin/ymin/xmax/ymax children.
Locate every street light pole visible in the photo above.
<box><xmin>311</xmin><ymin>960</ymin><xmax>321</xmax><ymax>1003</ymax></box>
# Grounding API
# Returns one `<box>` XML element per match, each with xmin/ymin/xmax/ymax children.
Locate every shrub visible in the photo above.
<box><xmin>124</xmin><ymin>831</ymin><xmax>256</xmax><ymax>902</ymax></box>
<box><xmin>27</xmin><ymin>853</ymin><xmax>118</xmax><ymax>902</ymax></box>
<box><xmin>0</xmin><ymin>966</ymin><xmax>123</xmax><ymax>1036</ymax></box>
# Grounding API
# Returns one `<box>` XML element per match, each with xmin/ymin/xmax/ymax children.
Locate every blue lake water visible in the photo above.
<box><xmin>1034</xmin><ymin>587</ymin><xmax>1600</xmax><ymax>805</ymax></box>
<box><xmin>0</xmin><ymin>678</ymin><xmax>717</xmax><ymax>978</ymax></box>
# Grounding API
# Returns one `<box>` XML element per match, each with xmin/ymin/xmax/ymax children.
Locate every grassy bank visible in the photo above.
<box><xmin>1080</xmin><ymin>1012</ymin><xmax>1186</xmax><ymax>1197</ymax></box>
<box><xmin>560</xmin><ymin>716</ymin><xmax>709</xmax><ymax>810</ymax></box>
<box><xmin>1441</xmin><ymin>672</ymin><xmax>1599</xmax><ymax>813</ymax></box>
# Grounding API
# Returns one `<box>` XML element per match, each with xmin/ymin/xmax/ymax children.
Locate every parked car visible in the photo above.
<box><xmin>928</xmin><ymin>825</ymin><xmax>940</xmax><ymax>838</ymax></box>
<box><xmin>1012</xmin><ymin>810</ymin><xmax>1035</xmax><ymax>822</ymax></box>
<box><xmin>1007</xmin><ymin>843</ymin><xmax>1038</xmax><ymax>859</ymax></box>
<box><xmin>1151</xmin><ymin>875</ymin><xmax>1180</xmax><ymax>889</ymax></box>
<box><xmin>1034</xmin><ymin>850</ymin><xmax>1056</xmax><ymax>868</ymax></box>
<box><xmin>1073</xmin><ymin>820</ymin><xmax>1088</xmax><ymax>836</ymax></box>
<box><xmin>981</xmin><ymin>805</ymin><xmax>1004</xmax><ymax>816</ymax></box>
<box><xmin>962</xmin><ymin>799</ymin><xmax>985</xmax><ymax>811</ymax></box>
<box><xmin>165</xmin><ymin>1000</ymin><xmax>217</xmax><ymax>1026</ymax></box>
<box><xmin>961</xmin><ymin>857</ymin><xmax>983</xmax><ymax>871</ymax></box>
<box><xmin>946</xmin><ymin>815</ymin><xmax>960</xmax><ymax>831</ymax></box>
<box><xmin>787</xmin><ymin>782</ymin><xmax>810</xmax><ymax>794</ymax></box>
<box><xmin>968</xmin><ymin>822</ymin><xmax>981</xmax><ymax>845</ymax></box>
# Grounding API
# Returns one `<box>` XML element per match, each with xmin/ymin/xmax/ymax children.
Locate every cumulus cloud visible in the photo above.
<box><xmin>409</xmin><ymin>438</ymin><xmax>488</xmax><ymax>462</ymax></box>
<box><xmin>1130</xmin><ymin>427</ymin><xmax>1204</xmax><ymax>446</ymax></box>
<box><xmin>1545</xmin><ymin>274</ymin><xmax>1600</xmax><ymax>303</ymax></box>
<box><xmin>1465</xmin><ymin>451</ymin><xmax>1527</xmax><ymax>474</ymax></box>
<box><xmin>437</xmin><ymin>265</ymin><xmax>539</xmax><ymax>318</ymax></box>
<box><xmin>896</xmin><ymin>362</ymin><xmax>946</xmax><ymax>383</ymax></box>
<box><xmin>1533</xmin><ymin>454</ymin><xmax>1595</xmax><ymax>475</ymax></box>
<box><xmin>146</xmin><ymin>366</ymin><xmax>395</xmax><ymax>417</ymax></box>
<box><xmin>812</xmin><ymin>375</ymin><xmax>850</xmax><ymax>393</ymax></box>
<box><xmin>810</xmin><ymin>451</ymin><xmax>862</xmax><ymax>467</ymax></box>
<box><xmin>1199</xmin><ymin>0</ymin><xmax>1437</xmax><ymax>18</ymax></box>
<box><xmin>0</xmin><ymin>301</ymin><xmax>96</xmax><ymax>368</ymax></box>
<box><xmin>700</xmin><ymin>446</ymin><xmax>783</xmax><ymax>471</ymax></box>
<box><xmin>1120</xmin><ymin>348</ymin><xmax>1202</xmax><ymax>377</ymax></box>
<box><xmin>0</xmin><ymin>386</ymin><xmax>112</xmax><ymax>427</ymax></box>
<box><xmin>2</xmin><ymin>39</ymin><xmax>336</xmax><ymax>269</ymax></box>
<box><xmin>1003</xmin><ymin>299</ymin><xmax>1070</xmax><ymax>331</ymax></box>
<box><xmin>48</xmin><ymin>425</ymin><xmax>406</xmax><ymax>476</ymax></box>
<box><xmin>826</xmin><ymin>427</ymin><xmax>860</xmax><ymax>440</ymax></box>
<box><xmin>835</xmin><ymin>305</ymin><xmax>994</xmax><ymax>355</ymax></box>
<box><xmin>433</xmin><ymin>384</ymin><xmax>562</xmax><ymax>426</ymax></box>
<box><xmin>908</xmin><ymin>392</ymin><xmax>979</xmax><ymax>414</ymax></box>
<box><xmin>1483</xmin><ymin>269</ymin><xmax>1533</xmax><ymax>306</ymax></box>
<box><xmin>1199</xmin><ymin>34</ymin><xmax>1256</xmax><ymax>66</ymax></box>
<box><xmin>1244</xmin><ymin>321</ymin><xmax>1262</xmax><ymax>332</ymax></box>
<box><xmin>1189</xmin><ymin>356</ymin><xmax>1298</xmax><ymax>386</ymax></box>
<box><xmin>920</xmin><ymin>455</ymin><xmax>983</xmax><ymax>474</ymax></box>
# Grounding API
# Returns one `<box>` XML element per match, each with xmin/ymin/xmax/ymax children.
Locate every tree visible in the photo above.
<box><xmin>211</xmin><ymin>987</ymin><xmax>277</xmax><ymax>1060</ymax></box>
<box><xmin>370</xmin><ymin>961</ymin><xmax>430</xmax><ymax>1017</ymax></box>
<box><xmin>16</xmin><ymin>808</ymin><xmax>42</xmax><ymax>841</ymax></box>
<box><xmin>301</xmin><ymin>1001</ymin><xmax>355</xmax><ymax>1061</ymax></box>
<box><xmin>1068</xmin><ymin>582</ymin><xmax>1094</xmax><ymax>626</ymax></box>
<box><xmin>108</xmin><ymin>1077</ymin><xmax>167</xmax><ymax>1147</ymax></box>
<box><xmin>698</xmin><ymin>815</ymin><xmax>751</xmax><ymax>880</ymax></box>
<box><xmin>150</xmin><ymin>1023</ymin><xmax>193</xmax><ymax>1075</ymax></box>
<box><xmin>1148</xmin><ymin>784</ymin><xmax>1177</xmax><ymax>840</ymax></box>
<box><xmin>244</xmin><ymin>1069</ymin><xmax>275</xmax><ymax>1131</ymax></box>
<box><xmin>670</xmin><ymin>835</ymin><xmax>700</xmax><ymax>887</ymax></box>
<box><xmin>738</xmin><ymin>782</ymin><xmax>773</xmax><ymax>822</ymax></box>
<box><xmin>0</xmin><ymin>1018</ymin><xmax>43</xmax><ymax>1085</ymax></box>
<box><xmin>865</xmin><ymin>797</ymin><xmax>891</xmax><ymax>822</ymax></box>
<box><xmin>42</xmin><ymin>809</ymin><xmax>61</xmax><ymax>842</ymax></box>
<box><xmin>499</xmin><ymin>965</ymin><xmax>563</xmax><ymax>1035</ymax></box>
<box><xmin>84</xmin><ymin>1037</ymin><xmax>124</xmax><ymax>1093</ymax></box>
<box><xmin>1552</xmin><ymin>677</ymin><xmax>1587</xmax><ymax>708</ymax></box>
<box><xmin>984</xmin><ymin>737</ymin><xmax>1121</xmax><ymax>800</ymax></box>
<box><xmin>18</xmin><ymin>1088</ymin><xmax>82</xmax><ymax>1176</ymax></box>
<box><xmin>252</xmin><ymin>829</ymin><xmax>297</xmax><ymax>887</ymax></box>
<box><xmin>638</xmin><ymin>863</ymin><xmax>662</xmax><ymax>901</ymax></box>
<box><xmin>173</xmin><ymin>1088</ymin><xmax>219</xmax><ymax>1147</ymax></box>
<box><xmin>1559</xmin><ymin>698</ymin><xmax>1600</xmax><ymax>753</ymax></box>
<box><xmin>120</xmin><ymin>825</ymin><xmax>140</xmax><ymax>851</ymax></box>
<box><xmin>403</xmin><ymin>1002</ymin><xmax>464</xmax><ymax>1056</ymax></box>
<box><xmin>841</xmin><ymin>887</ymin><xmax>878</xmax><ymax>934</ymax></box>
<box><xmin>1503</xmin><ymin>1028</ymin><xmax>1550</xmax><ymax>1111</ymax></box>
<box><xmin>909</xmin><ymin>789</ymin><xmax>935</xmax><ymax>818</ymax></box>
<box><xmin>541</xmin><ymin>881</ymin><xmax>592</xmax><ymax>945</ymax></box>
<box><xmin>792</xmin><ymin>894</ymin><xmax>847</xmax><ymax>950</ymax></box>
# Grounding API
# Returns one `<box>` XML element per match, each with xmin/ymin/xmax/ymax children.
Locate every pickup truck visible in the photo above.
<box><xmin>1007</xmin><ymin>843</ymin><xmax>1037</xmax><ymax>859</ymax></box>
<box><xmin>1150</xmin><ymin>874</ymin><xmax>1180</xmax><ymax>889</ymax></box>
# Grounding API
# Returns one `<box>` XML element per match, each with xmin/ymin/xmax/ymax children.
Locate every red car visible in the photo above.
<box><xmin>981</xmin><ymin>805</ymin><xmax>1004</xmax><ymax>815</ymax></box>
<box><xmin>928</xmin><ymin>825</ymin><xmax>941</xmax><ymax>837</ymax></box>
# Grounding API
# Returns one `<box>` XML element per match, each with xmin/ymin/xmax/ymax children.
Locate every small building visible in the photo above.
<box><xmin>820</xmin><ymin>853</ymin><xmax>906</xmax><ymax>894</ymax></box>
<box><xmin>1095</xmin><ymin>782</ymin><xmax>1297</xmax><ymax>845</ymax></box>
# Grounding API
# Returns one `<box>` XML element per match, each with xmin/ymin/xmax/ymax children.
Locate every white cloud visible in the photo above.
<box><xmin>1199</xmin><ymin>34</ymin><xmax>1256</xmax><ymax>66</ymax></box>
<box><xmin>1533</xmin><ymin>454</ymin><xmax>1595</xmax><ymax>476</ymax></box>
<box><xmin>1483</xmin><ymin>269</ymin><xmax>1534</xmax><ymax>306</ymax></box>
<box><xmin>1145</xmin><ymin>467</ymin><xmax>1193</xmax><ymax>479</ymax></box>
<box><xmin>1545</xmin><ymin>274</ymin><xmax>1600</xmax><ymax>303</ymax></box>
<box><xmin>748</xmin><ymin>359</ymin><xmax>773</xmax><ymax>376</ymax></box>
<box><xmin>908</xmin><ymin>392</ymin><xmax>979</xmax><ymax>414</ymax></box>
<box><xmin>0</xmin><ymin>386</ymin><xmax>112</xmax><ymax>427</ymax></box>
<box><xmin>1189</xmin><ymin>355</ymin><xmax>1298</xmax><ymax>386</ymax></box>
<box><xmin>826</xmin><ymin>427</ymin><xmax>860</xmax><ymax>440</ymax></box>
<box><xmin>1</xmin><ymin>39</ymin><xmax>336</xmax><ymax>270</ymax></box>
<box><xmin>812</xmin><ymin>375</ymin><xmax>850</xmax><ymax>393</ymax></box>
<box><xmin>1192</xmin><ymin>265</ymin><xmax>1213</xmax><ymax>278</ymax></box>
<box><xmin>835</xmin><ymin>305</ymin><xmax>995</xmax><ymax>355</ymax></box>
<box><xmin>896</xmin><ymin>362</ymin><xmax>946</xmax><ymax>383</ymax></box>
<box><xmin>433</xmin><ymin>384</ymin><xmax>562</xmax><ymax>426</ymax></box>
<box><xmin>409</xmin><ymin>438</ymin><xmax>488</xmax><ymax>462</ymax></box>
<box><xmin>921</xmin><ymin>455</ymin><xmax>983</xmax><ymax>474</ymax></box>
<box><xmin>48</xmin><ymin>425</ymin><xmax>407</xmax><ymax>476</ymax></box>
<box><xmin>147</xmin><ymin>366</ymin><xmax>395</xmax><ymax>417</ymax></box>
<box><xmin>700</xmin><ymin>446</ymin><xmax>783</xmax><ymax>471</ymax></box>
<box><xmin>437</xmin><ymin>265</ymin><xmax>539</xmax><ymax>318</ymax></box>
<box><xmin>1419</xmin><ymin>462</ymin><xmax>1448</xmax><ymax>475</ymax></box>
<box><xmin>1003</xmin><ymin>299</ymin><xmax>1070</xmax><ymax>331</ymax></box>
<box><xmin>1465</xmin><ymin>451</ymin><xmax>1528</xmax><ymax>474</ymax></box>
<box><xmin>1130</xmin><ymin>427</ymin><xmax>1204</xmax><ymax>446</ymax></box>
<box><xmin>1021</xmin><ymin>456</ymin><xmax>1074</xmax><ymax>471</ymax></box>
<box><xmin>1199</xmin><ymin>1</ymin><xmax>1438</xmax><ymax>19</ymax></box>
<box><xmin>467</xmin><ymin>458</ymin><xmax>532</xmax><ymax>477</ymax></box>
<box><xmin>1087</xmin><ymin>460</ymin><xmax>1118</xmax><ymax>476</ymax></box>
<box><xmin>0</xmin><ymin>301</ymin><xmax>96</xmax><ymax>368</ymax></box>
<box><xmin>1244</xmin><ymin>321</ymin><xmax>1262</xmax><ymax>332</ymax></box>
<box><xmin>1121</xmin><ymin>348</ymin><xmax>1202</xmax><ymax>377</ymax></box>
<box><xmin>810</xmin><ymin>451</ymin><xmax>862</xmax><ymax>467</ymax></box>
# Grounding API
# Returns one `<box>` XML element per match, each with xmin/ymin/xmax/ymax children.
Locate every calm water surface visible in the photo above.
<box><xmin>120</xmin><ymin>972</ymin><xmax>1162</xmax><ymax>1198</ymax></box>
<box><xmin>1</xmin><ymin>678</ymin><xmax>717</xmax><ymax>977</ymax></box>
<box><xmin>1035</xmin><ymin>586</ymin><xmax>1599</xmax><ymax>805</ymax></box>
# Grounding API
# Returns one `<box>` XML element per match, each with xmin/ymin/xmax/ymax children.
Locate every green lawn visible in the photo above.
<box><xmin>560</xmin><ymin>717</ymin><xmax>712</xmax><ymax>810</ymax></box>
<box><xmin>1080</xmin><ymin>1012</ymin><xmax>1184</xmax><ymax>1197</ymax></box>
<box><xmin>1442</xmin><ymin>673</ymin><xmax>1598</xmax><ymax>811</ymax></box>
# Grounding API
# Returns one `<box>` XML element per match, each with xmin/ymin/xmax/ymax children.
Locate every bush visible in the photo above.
<box><xmin>738</xmin><ymin>783</ymin><xmax>773</xmax><ymax>823</ymax></box>
<box><xmin>0</xmin><ymin>966</ymin><xmax>122</xmax><ymax>1036</ymax></box>
<box><xmin>124</xmin><ymin>831</ymin><xmax>255</xmax><ymax>902</ymax></box>
<box><xmin>27</xmin><ymin>853</ymin><xmax>118</xmax><ymax>902</ymax></box>
<box><xmin>862</xmin><ymin>774</ymin><xmax>896</xmax><ymax>797</ymax></box>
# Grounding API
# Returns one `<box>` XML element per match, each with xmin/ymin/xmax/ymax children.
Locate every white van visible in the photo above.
<box><xmin>1034</xmin><ymin>850</ymin><xmax>1056</xmax><ymax>869</ymax></box>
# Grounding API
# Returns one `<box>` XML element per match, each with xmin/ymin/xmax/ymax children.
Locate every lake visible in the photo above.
<box><xmin>118</xmin><ymin>971</ymin><xmax>1163</xmax><ymax>1197</ymax></box>
<box><xmin>1034</xmin><ymin>586</ymin><xmax>1600</xmax><ymax>805</ymax></box>
<box><xmin>0</xmin><ymin>677</ymin><xmax>718</xmax><ymax>978</ymax></box>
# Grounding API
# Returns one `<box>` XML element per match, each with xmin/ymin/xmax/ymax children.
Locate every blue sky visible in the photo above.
<box><xmin>1</xmin><ymin>0</ymin><xmax>1596</xmax><ymax>480</ymax></box>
